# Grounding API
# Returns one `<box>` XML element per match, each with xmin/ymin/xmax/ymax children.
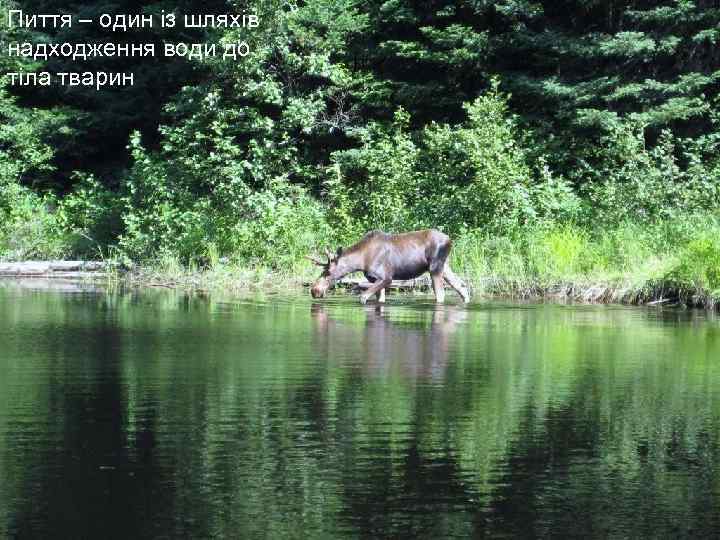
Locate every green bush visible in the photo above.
<box><xmin>417</xmin><ymin>87</ymin><xmax>535</xmax><ymax>234</ymax></box>
<box><xmin>56</xmin><ymin>173</ymin><xmax>124</xmax><ymax>258</ymax></box>
<box><xmin>228</xmin><ymin>181</ymin><xmax>331</xmax><ymax>268</ymax></box>
<box><xmin>0</xmin><ymin>183</ymin><xmax>73</xmax><ymax>261</ymax></box>
<box><xmin>579</xmin><ymin>123</ymin><xmax>720</xmax><ymax>225</ymax></box>
<box><xmin>667</xmin><ymin>236</ymin><xmax>720</xmax><ymax>293</ymax></box>
<box><xmin>529</xmin><ymin>159</ymin><xmax>582</xmax><ymax>224</ymax></box>
<box><xmin>326</xmin><ymin>82</ymin><xmax>553</xmax><ymax>238</ymax></box>
<box><xmin>118</xmin><ymin>131</ymin><xmax>329</xmax><ymax>267</ymax></box>
<box><xmin>326</xmin><ymin>108</ymin><xmax>421</xmax><ymax>239</ymax></box>
<box><xmin>118</xmin><ymin>132</ymin><xmax>201</xmax><ymax>262</ymax></box>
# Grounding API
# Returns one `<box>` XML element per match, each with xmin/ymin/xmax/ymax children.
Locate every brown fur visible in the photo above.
<box><xmin>309</xmin><ymin>229</ymin><xmax>470</xmax><ymax>304</ymax></box>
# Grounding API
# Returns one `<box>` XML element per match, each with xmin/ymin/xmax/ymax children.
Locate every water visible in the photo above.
<box><xmin>1</xmin><ymin>282</ymin><xmax>720</xmax><ymax>538</ymax></box>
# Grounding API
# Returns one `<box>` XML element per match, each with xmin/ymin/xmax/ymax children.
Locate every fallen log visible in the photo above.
<box><xmin>0</xmin><ymin>278</ymin><xmax>105</xmax><ymax>292</ymax></box>
<box><xmin>0</xmin><ymin>261</ymin><xmax>112</xmax><ymax>278</ymax></box>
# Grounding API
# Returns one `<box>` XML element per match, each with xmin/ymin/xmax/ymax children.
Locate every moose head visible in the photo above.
<box><xmin>307</xmin><ymin>247</ymin><xmax>344</xmax><ymax>298</ymax></box>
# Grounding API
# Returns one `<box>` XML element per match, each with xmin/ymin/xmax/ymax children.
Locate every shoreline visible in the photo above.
<box><xmin>1</xmin><ymin>261</ymin><xmax>717</xmax><ymax>310</ymax></box>
<box><xmin>117</xmin><ymin>264</ymin><xmax>720</xmax><ymax>310</ymax></box>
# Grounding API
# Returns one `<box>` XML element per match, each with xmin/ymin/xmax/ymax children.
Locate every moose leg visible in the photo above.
<box><xmin>360</xmin><ymin>278</ymin><xmax>391</xmax><ymax>305</ymax></box>
<box><xmin>364</xmin><ymin>274</ymin><xmax>386</xmax><ymax>303</ymax></box>
<box><xmin>366</xmin><ymin>274</ymin><xmax>386</xmax><ymax>303</ymax></box>
<box><xmin>431</xmin><ymin>272</ymin><xmax>445</xmax><ymax>303</ymax></box>
<box><xmin>443</xmin><ymin>264</ymin><xmax>470</xmax><ymax>303</ymax></box>
<box><xmin>375</xmin><ymin>287</ymin><xmax>386</xmax><ymax>303</ymax></box>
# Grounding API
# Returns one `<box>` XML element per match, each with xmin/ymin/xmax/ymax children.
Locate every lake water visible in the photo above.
<box><xmin>1</xmin><ymin>282</ymin><xmax>720</xmax><ymax>538</ymax></box>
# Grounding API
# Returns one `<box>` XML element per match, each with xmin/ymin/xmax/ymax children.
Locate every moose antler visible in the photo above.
<box><xmin>307</xmin><ymin>246</ymin><xmax>336</xmax><ymax>266</ymax></box>
<box><xmin>305</xmin><ymin>254</ymin><xmax>327</xmax><ymax>266</ymax></box>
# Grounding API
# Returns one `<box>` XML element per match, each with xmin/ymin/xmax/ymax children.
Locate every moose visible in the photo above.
<box><xmin>307</xmin><ymin>229</ymin><xmax>470</xmax><ymax>304</ymax></box>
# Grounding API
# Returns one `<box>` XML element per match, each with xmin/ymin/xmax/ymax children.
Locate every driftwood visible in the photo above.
<box><xmin>0</xmin><ymin>278</ymin><xmax>105</xmax><ymax>292</ymax></box>
<box><xmin>0</xmin><ymin>261</ymin><xmax>110</xmax><ymax>278</ymax></box>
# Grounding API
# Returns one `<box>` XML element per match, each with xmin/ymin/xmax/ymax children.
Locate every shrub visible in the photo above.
<box><xmin>56</xmin><ymin>173</ymin><xmax>124</xmax><ymax>258</ymax></box>
<box><xmin>229</xmin><ymin>181</ymin><xmax>331</xmax><ymax>268</ymax></box>
<box><xmin>118</xmin><ymin>132</ymin><xmax>330</xmax><ymax>267</ymax></box>
<box><xmin>667</xmin><ymin>236</ymin><xmax>720</xmax><ymax>293</ymax></box>
<box><xmin>326</xmin><ymin>108</ymin><xmax>421</xmax><ymax>239</ymax></box>
<box><xmin>422</xmin><ymin>82</ymin><xmax>535</xmax><ymax>234</ymax></box>
<box><xmin>0</xmin><ymin>182</ymin><xmax>73</xmax><ymax>261</ymax></box>
<box><xmin>118</xmin><ymin>133</ymin><xmax>203</xmax><ymax>262</ymax></box>
<box><xmin>529</xmin><ymin>158</ymin><xmax>582</xmax><ymax>224</ymax></box>
<box><xmin>579</xmin><ymin>123</ymin><xmax>720</xmax><ymax>225</ymax></box>
<box><xmin>326</xmin><ymin>81</ymin><xmax>543</xmax><ymax>238</ymax></box>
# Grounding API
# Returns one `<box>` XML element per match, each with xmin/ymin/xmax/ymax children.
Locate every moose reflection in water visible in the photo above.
<box><xmin>308</xmin><ymin>229</ymin><xmax>470</xmax><ymax>304</ymax></box>
<box><xmin>311</xmin><ymin>303</ymin><xmax>467</xmax><ymax>381</ymax></box>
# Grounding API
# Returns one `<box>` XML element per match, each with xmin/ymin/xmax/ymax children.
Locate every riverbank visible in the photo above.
<box><xmin>4</xmin><ymin>257</ymin><xmax>707</xmax><ymax>309</ymax></box>
<box><xmin>2</xmin><ymin>262</ymin><xmax>717</xmax><ymax>309</ymax></box>
<box><xmin>124</xmin><ymin>263</ymin><xmax>718</xmax><ymax>309</ymax></box>
<box><xmin>450</xmin><ymin>219</ymin><xmax>720</xmax><ymax>310</ymax></box>
<box><xmin>3</xmin><ymin>218</ymin><xmax>720</xmax><ymax>309</ymax></box>
<box><xmin>135</xmin><ymin>218</ymin><xmax>714</xmax><ymax>309</ymax></box>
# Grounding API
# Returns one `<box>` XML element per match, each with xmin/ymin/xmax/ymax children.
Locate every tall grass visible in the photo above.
<box><xmin>116</xmin><ymin>214</ymin><xmax>720</xmax><ymax>310</ymax></box>
<box><xmin>125</xmin><ymin>253</ymin><xmax>322</xmax><ymax>294</ymax></box>
<box><xmin>451</xmin><ymin>215</ymin><xmax>720</xmax><ymax>307</ymax></box>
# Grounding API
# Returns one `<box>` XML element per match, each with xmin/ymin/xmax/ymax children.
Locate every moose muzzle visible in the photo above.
<box><xmin>311</xmin><ymin>277</ymin><xmax>331</xmax><ymax>298</ymax></box>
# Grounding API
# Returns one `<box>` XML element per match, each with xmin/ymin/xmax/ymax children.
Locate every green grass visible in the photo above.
<box><xmin>123</xmin><ymin>253</ymin><xmax>321</xmax><ymax>294</ymax></box>
<box><xmin>3</xmin><ymin>189</ymin><xmax>719</xmax><ymax>309</ymax></box>
<box><xmin>113</xmin><ymin>215</ymin><xmax>720</xmax><ymax>310</ymax></box>
<box><xmin>450</xmin><ymin>216</ymin><xmax>720</xmax><ymax>308</ymax></box>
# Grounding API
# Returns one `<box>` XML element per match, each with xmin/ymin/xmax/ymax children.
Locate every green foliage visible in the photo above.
<box><xmin>0</xmin><ymin>10</ymin><xmax>81</xmax><ymax>261</ymax></box>
<box><xmin>107</xmin><ymin>0</ymin><xmax>364</xmax><ymax>262</ymax></box>
<box><xmin>4</xmin><ymin>0</ymin><xmax>720</xmax><ymax>189</ymax></box>
<box><xmin>119</xmin><ymin>132</ymin><xmax>199</xmax><ymax>262</ymax></box>
<box><xmin>417</xmin><ymin>84</ymin><xmax>536</xmax><ymax>233</ymax></box>
<box><xmin>498</xmin><ymin>1</ymin><xmax>720</xmax><ymax>132</ymax></box>
<box><xmin>56</xmin><ymin>173</ymin><xmax>124</xmax><ymax>257</ymax></box>
<box><xmin>529</xmin><ymin>159</ymin><xmax>582</xmax><ymax>223</ymax></box>
<box><xmin>230</xmin><ymin>182</ymin><xmax>331</xmax><ymax>267</ymax></box>
<box><xmin>118</xmin><ymin>132</ymin><xmax>329</xmax><ymax>267</ymax></box>
<box><xmin>452</xmin><ymin>224</ymin><xmax>597</xmax><ymax>290</ymax></box>
<box><xmin>529</xmin><ymin>224</ymin><xmax>591</xmax><ymax>280</ymax></box>
<box><xmin>448</xmin><ymin>215</ymin><xmax>720</xmax><ymax>303</ymax></box>
<box><xmin>1</xmin><ymin>0</ymin><xmax>720</xmax><ymax>306</ymax></box>
<box><xmin>589</xmin><ymin>221</ymin><xmax>655</xmax><ymax>273</ymax></box>
<box><xmin>327</xmin><ymin>108</ymin><xmax>420</xmax><ymax>238</ymax></box>
<box><xmin>0</xmin><ymin>86</ymin><xmax>59</xmax><ymax>187</ymax></box>
<box><xmin>327</xmin><ymin>84</ymin><xmax>554</xmax><ymax>237</ymax></box>
<box><xmin>0</xmin><ymin>183</ymin><xmax>72</xmax><ymax>261</ymax></box>
<box><xmin>578</xmin><ymin>123</ymin><xmax>720</xmax><ymax>224</ymax></box>
<box><xmin>667</xmin><ymin>236</ymin><xmax>720</xmax><ymax>294</ymax></box>
<box><xmin>0</xmin><ymin>0</ymin><xmax>81</xmax><ymax>189</ymax></box>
